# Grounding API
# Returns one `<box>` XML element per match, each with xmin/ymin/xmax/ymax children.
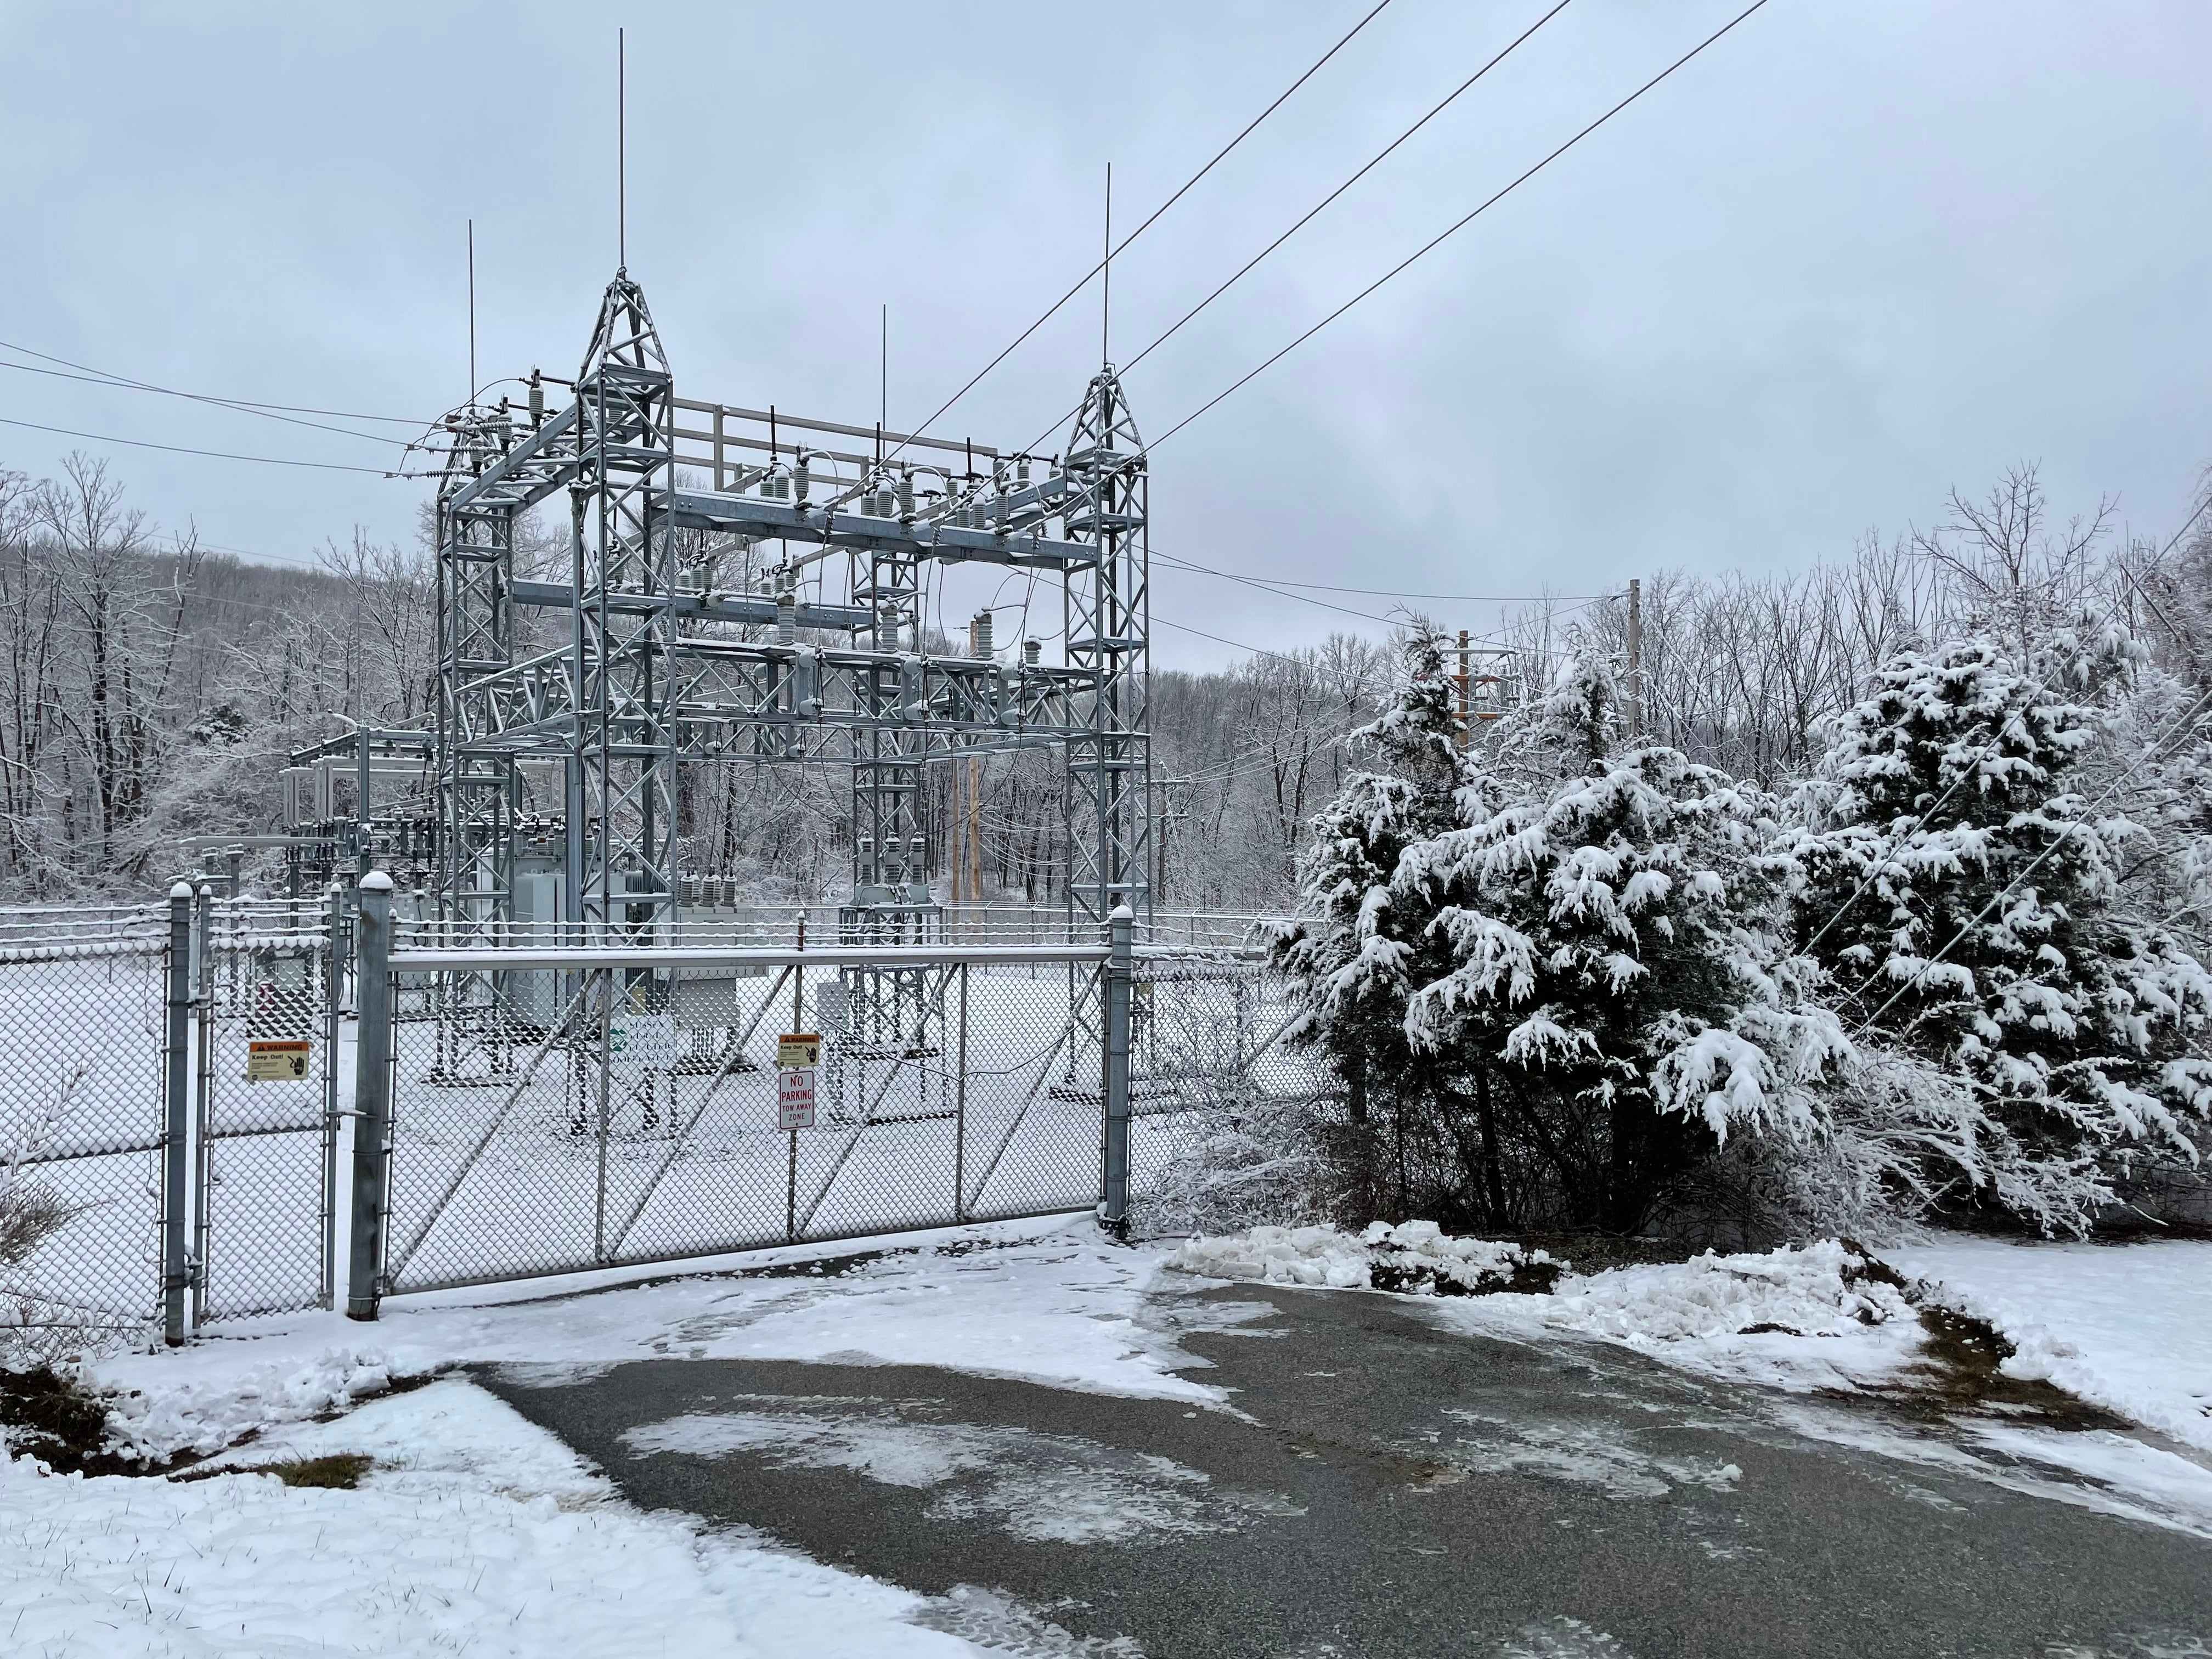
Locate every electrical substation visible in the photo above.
<box><xmin>278</xmin><ymin>269</ymin><xmax>1155</xmax><ymax>951</ymax></box>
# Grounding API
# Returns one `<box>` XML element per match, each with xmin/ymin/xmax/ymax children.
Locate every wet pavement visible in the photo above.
<box><xmin>482</xmin><ymin>1280</ymin><xmax>2212</xmax><ymax>1658</ymax></box>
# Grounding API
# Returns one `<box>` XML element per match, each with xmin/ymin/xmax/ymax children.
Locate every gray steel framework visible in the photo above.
<box><xmin>415</xmin><ymin>269</ymin><xmax>1153</xmax><ymax>943</ymax></box>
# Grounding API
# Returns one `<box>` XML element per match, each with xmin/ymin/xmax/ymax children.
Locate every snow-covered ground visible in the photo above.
<box><xmin>1172</xmin><ymin>1224</ymin><xmax>2212</xmax><ymax>1538</ymax></box>
<box><xmin>4</xmin><ymin>1377</ymin><xmax>997</xmax><ymax>1659</ymax></box>
<box><xmin>3</xmin><ymin>1218</ymin><xmax>1217</xmax><ymax>1657</ymax></box>
<box><xmin>9</xmin><ymin>1216</ymin><xmax>2211</xmax><ymax>1654</ymax></box>
<box><xmin>1891</xmin><ymin>1236</ymin><xmax>2212</xmax><ymax>1452</ymax></box>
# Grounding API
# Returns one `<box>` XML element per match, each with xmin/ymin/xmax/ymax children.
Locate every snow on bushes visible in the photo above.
<box><xmin>1165</xmin><ymin>1221</ymin><xmax>1560</xmax><ymax>1297</ymax></box>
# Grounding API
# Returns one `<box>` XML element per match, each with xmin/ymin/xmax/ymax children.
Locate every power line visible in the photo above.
<box><xmin>1153</xmin><ymin>614</ymin><xmax>1310</xmax><ymax>663</ymax></box>
<box><xmin>1147</xmin><ymin>0</ymin><xmax>1774</xmax><ymax>453</ymax></box>
<box><xmin>889</xmin><ymin>0</ymin><xmax>1395</xmax><ymax>463</ymax></box>
<box><xmin>1153</xmin><ymin>548</ymin><xmax>1609</xmax><ymax>607</ymax></box>
<box><xmin>0</xmin><ymin>358</ymin><xmax>411</xmax><ymax>452</ymax></box>
<box><xmin>0</xmin><ymin>414</ymin><xmax>404</xmax><ymax>476</ymax></box>
<box><xmin>1120</xmin><ymin>0</ymin><xmax>1574</xmax><ymax>384</ymax></box>
<box><xmin>0</xmin><ymin>341</ymin><xmax>426</xmax><ymax>447</ymax></box>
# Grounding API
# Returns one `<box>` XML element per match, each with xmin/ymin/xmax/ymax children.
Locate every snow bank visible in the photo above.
<box><xmin>88</xmin><ymin>1220</ymin><xmax>1222</xmax><ymax>1415</ymax></box>
<box><xmin>1</xmin><ymin>1379</ymin><xmax>987</xmax><ymax>1658</ymax></box>
<box><xmin>1539</xmin><ymin>1240</ymin><xmax>1914</xmax><ymax>1345</ymax></box>
<box><xmin>99</xmin><ymin>1345</ymin><xmax>394</xmax><ymax>1465</ymax></box>
<box><xmin>1164</xmin><ymin>1221</ymin><xmax>1558</xmax><ymax>1296</ymax></box>
<box><xmin>1891</xmin><ymin>1237</ymin><xmax>2212</xmax><ymax>1452</ymax></box>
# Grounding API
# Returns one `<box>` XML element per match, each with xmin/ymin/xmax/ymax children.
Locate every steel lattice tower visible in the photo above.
<box><xmin>416</xmin><ymin>268</ymin><xmax>1153</xmax><ymax>944</ymax></box>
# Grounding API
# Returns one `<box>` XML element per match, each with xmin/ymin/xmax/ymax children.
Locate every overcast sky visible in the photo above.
<box><xmin>1</xmin><ymin>1</ymin><xmax>2205</xmax><ymax>667</ymax></box>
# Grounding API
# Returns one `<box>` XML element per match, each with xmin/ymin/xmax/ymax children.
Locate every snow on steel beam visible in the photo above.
<box><xmin>668</xmin><ymin>489</ymin><xmax>1098</xmax><ymax>568</ymax></box>
<box><xmin>509</xmin><ymin>579</ymin><xmax>869</xmax><ymax>633</ymax></box>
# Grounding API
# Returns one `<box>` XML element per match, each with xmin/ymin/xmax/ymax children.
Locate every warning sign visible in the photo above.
<box><xmin>777</xmin><ymin>1067</ymin><xmax>816</xmax><ymax>1130</ymax></box>
<box><xmin>245</xmin><ymin>1039</ymin><xmax>311</xmax><ymax>1082</ymax></box>
<box><xmin>775</xmin><ymin>1032</ymin><xmax>821</xmax><ymax>1069</ymax></box>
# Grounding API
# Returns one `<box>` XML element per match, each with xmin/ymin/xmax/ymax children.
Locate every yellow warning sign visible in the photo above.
<box><xmin>775</xmin><ymin>1033</ymin><xmax>821</xmax><ymax>1069</ymax></box>
<box><xmin>246</xmin><ymin>1039</ymin><xmax>311</xmax><ymax>1082</ymax></box>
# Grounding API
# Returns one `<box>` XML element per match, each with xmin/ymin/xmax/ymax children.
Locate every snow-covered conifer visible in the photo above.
<box><xmin>1785</xmin><ymin>631</ymin><xmax>2212</xmax><ymax>1231</ymax></box>
<box><xmin>1267</xmin><ymin>627</ymin><xmax>1474</xmax><ymax>1149</ymax></box>
<box><xmin>1395</xmin><ymin>640</ymin><xmax>1844</xmax><ymax>1233</ymax></box>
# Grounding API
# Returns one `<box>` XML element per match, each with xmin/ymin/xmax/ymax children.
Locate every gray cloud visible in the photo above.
<box><xmin>0</xmin><ymin>0</ymin><xmax>2203</xmax><ymax>664</ymax></box>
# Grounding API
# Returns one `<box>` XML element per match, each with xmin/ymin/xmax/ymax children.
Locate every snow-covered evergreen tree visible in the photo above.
<box><xmin>1395</xmin><ymin>644</ymin><xmax>1846</xmax><ymax>1233</ymax></box>
<box><xmin>1785</xmin><ymin>630</ymin><xmax>2212</xmax><ymax>1231</ymax></box>
<box><xmin>1266</xmin><ymin>627</ymin><xmax>1474</xmax><ymax>1173</ymax></box>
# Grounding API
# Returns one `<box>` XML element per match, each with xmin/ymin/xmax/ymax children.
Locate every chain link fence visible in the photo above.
<box><xmin>0</xmin><ymin>889</ymin><xmax>1337</xmax><ymax>1342</ymax></box>
<box><xmin>0</xmin><ymin>906</ymin><xmax>172</xmax><ymax>1356</ymax></box>
<box><xmin>369</xmin><ymin>945</ymin><xmax>1113</xmax><ymax>1295</ymax></box>
<box><xmin>193</xmin><ymin>894</ymin><xmax>343</xmax><ymax>1323</ymax></box>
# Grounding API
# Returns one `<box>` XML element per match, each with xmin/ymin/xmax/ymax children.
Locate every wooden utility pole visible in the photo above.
<box><xmin>1626</xmin><ymin>578</ymin><xmax>1644</xmax><ymax>741</ymax></box>
<box><xmin>1455</xmin><ymin>628</ymin><xmax>1471</xmax><ymax>748</ymax></box>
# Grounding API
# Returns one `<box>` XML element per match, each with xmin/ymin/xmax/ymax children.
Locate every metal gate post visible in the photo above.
<box><xmin>1101</xmin><ymin>904</ymin><xmax>1133</xmax><ymax>1233</ymax></box>
<box><xmin>161</xmin><ymin>883</ymin><xmax>194</xmax><ymax>1346</ymax></box>
<box><xmin>320</xmin><ymin>880</ymin><xmax>346</xmax><ymax>1308</ymax></box>
<box><xmin>190</xmin><ymin>883</ymin><xmax>214</xmax><ymax>1326</ymax></box>
<box><xmin>954</xmin><ymin>963</ymin><xmax>968</xmax><ymax>1223</ymax></box>
<box><xmin>346</xmin><ymin>872</ymin><xmax>394</xmax><ymax>1320</ymax></box>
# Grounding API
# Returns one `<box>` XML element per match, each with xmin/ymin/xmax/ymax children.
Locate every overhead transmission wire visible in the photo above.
<box><xmin>1144</xmin><ymin>0</ymin><xmax>1774</xmax><ymax>454</ymax></box>
<box><xmin>1152</xmin><ymin>546</ymin><xmax>1609</xmax><ymax>618</ymax></box>
<box><xmin>1008</xmin><ymin>0</ymin><xmax>1757</xmax><ymax>652</ymax></box>
<box><xmin>1154</xmin><ymin>555</ymin><xmax>1606</xmax><ymax>603</ymax></box>
<box><xmin>884</xmin><ymin>0</ymin><xmax>1396</xmax><ymax>467</ymax></box>
<box><xmin>0</xmin><ymin>414</ymin><xmax>405</xmax><ymax>476</ymax></box>
<box><xmin>1003</xmin><ymin>0</ymin><xmax>1575</xmax><ymax>467</ymax></box>
<box><xmin>1121</xmin><ymin>0</ymin><xmax>1573</xmax><ymax>386</ymax></box>
<box><xmin>0</xmin><ymin>341</ymin><xmax>423</xmax><ymax>447</ymax></box>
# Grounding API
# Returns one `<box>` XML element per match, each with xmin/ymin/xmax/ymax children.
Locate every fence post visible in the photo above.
<box><xmin>1101</xmin><ymin>904</ymin><xmax>1133</xmax><ymax>1234</ymax></box>
<box><xmin>161</xmin><ymin>883</ymin><xmax>194</xmax><ymax>1346</ymax></box>
<box><xmin>320</xmin><ymin>880</ymin><xmax>346</xmax><ymax>1309</ymax></box>
<box><xmin>954</xmin><ymin>963</ymin><xmax>968</xmax><ymax>1223</ymax></box>
<box><xmin>345</xmin><ymin>871</ymin><xmax>394</xmax><ymax>1321</ymax></box>
<box><xmin>190</xmin><ymin>884</ymin><xmax>214</xmax><ymax>1328</ymax></box>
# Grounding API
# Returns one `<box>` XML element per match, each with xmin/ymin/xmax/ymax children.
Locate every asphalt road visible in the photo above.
<box><xmin>482</xmin><ymin>1279</ymin><xmax>2212</xmax><ymax>1659</ymax></box>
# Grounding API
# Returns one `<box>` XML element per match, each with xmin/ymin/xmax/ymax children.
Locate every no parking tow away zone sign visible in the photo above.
<box><xmin>776</xmin><ymin>1033</ymin><xmax>819</xmax><ymax>1130</ymax></box>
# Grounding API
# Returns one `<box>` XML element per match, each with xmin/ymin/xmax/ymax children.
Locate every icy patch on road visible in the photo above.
<box><xmin>1776</xmin><ymin>1399</ymin><xmax>2212</xmax><ymax>1542</ymax></box>
<box><xmin>1165</xmin><ymin>1221</ymin><xmax>1557</xmax><ymax>1295</ymax></box>
<box><xmin>623</xmin><ymin>1395</ymin><xmax>1294</xmax><ymax>1544</ymax></box>
<box><xmin>1492</xmin><ymin>1615</ymin><xmax>1637</xmax><ymax>1657</ymax></box>
<box><xmin>916</xmin><ymin>1584</ymin><xmax>1145</xmax><ymax>1657</ymax></box>
<box><xmin>1422</xmin><ymin>1408</ymin><xmax>1742</xmax><ymax>1500</ymax></box>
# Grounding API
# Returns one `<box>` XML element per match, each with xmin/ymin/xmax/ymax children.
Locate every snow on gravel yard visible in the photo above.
<box><xmin>1889</xmin><ymin>1236</ymin><xmax>2212</xmax><ymax>1452</ymax></box>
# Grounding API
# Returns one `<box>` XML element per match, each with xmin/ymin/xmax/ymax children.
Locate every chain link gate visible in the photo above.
<box><xmin>0</xmin><ymin>905</ymin><xmax>172</xmax><ymax>1356</ymax></box>
<box><xmin>190</xmin><ymin>894</ymin><xmax>344</xmax><ymax>1323</ymax></box>
<box><xmin>359</xmin><ymin>932</ymin><xmax>1115</xmax><ymax>1299</ymax></box>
